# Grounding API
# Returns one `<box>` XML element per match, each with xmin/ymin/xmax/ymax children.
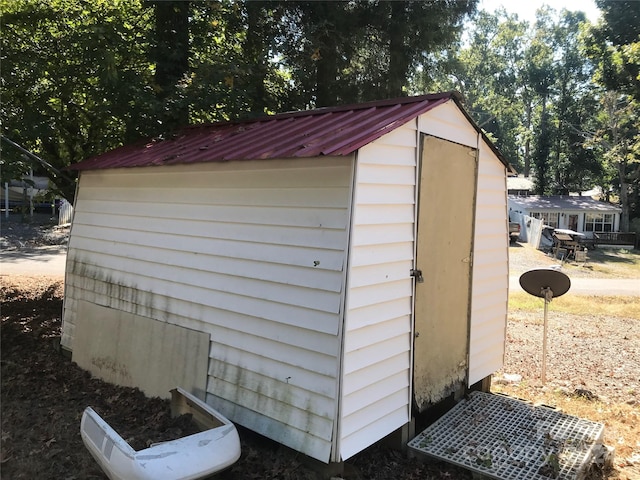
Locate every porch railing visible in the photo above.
<box><xmin>593</xmin><ymin>232</ymin><xmax>637</xmax><ymax>247</ymax></box>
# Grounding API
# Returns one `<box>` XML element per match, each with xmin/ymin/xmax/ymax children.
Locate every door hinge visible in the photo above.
<box><xmin>410</xmin><ymin>269</ymin><xmax>424</xmax><ymax>283</ymax></box>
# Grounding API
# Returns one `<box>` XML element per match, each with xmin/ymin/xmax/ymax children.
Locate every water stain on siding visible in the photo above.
<box><xmin>68</xmin><ymin>256</ymin><xmax>159</xmax><ymax>320</ymax></box>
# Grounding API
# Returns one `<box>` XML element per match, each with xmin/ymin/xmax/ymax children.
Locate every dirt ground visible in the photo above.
<box><xmin>1</xmin><ymin>216</ymin><xmax>638</xmax><ymax>479</ymax></box>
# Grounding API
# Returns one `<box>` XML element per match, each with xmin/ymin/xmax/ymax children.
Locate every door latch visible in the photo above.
<box><xmin>410</xmin><ymin>269</ymin><xmax>424</xmax><ymax>283</ymax></box>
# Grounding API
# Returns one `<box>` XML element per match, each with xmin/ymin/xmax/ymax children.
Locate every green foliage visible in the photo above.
<box><xmin>592</xmin><ymin>0</ymin><xmax>640</xmax><ymax>100</ymax></box>
<box><xmin>2</xmin><ymin>0</ymin><xmax>479</xmax><ymax>203</ymax></box>
<box><xmin>0</xmin><ymin>142</ymin><xmax>31</xmax><ymax>185</ymax></box>
<box><xmin>588</xmin><ymin>92</ymin><xmax>640</xmax><ymax>230</ymax></box>
<box><xmin>1</xmin><ymin>0</ymin><xmax>156</xmax><ymax>200</ymax></box>
<box><xmin>422</xmin><ymin>6</ymin><xmax>601</xmax><ymax>196</ymax></box>
<box><xmin>276</xmin><ymin>1</ymin><xmax>477</xmax><ymax>107</ymax></box>
<box><xmin>585</xmin><ymin>2</ymin><xmax>640</xmax><ymax>229</ymax></box>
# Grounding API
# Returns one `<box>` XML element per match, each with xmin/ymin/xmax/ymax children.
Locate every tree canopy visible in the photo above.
<box><xmin>1</xmin><ymin>0</ymin><xmax>477</xmax><ymax>202</ymax></box>
<box><xmin>420</xmin><ymin>4</ymin><xmax>640</xmax><ymax>231</ymax></box>
<box><xmin>2</xmin><ymin>0</ymin><xmax>639</xmax><ymax>231</ymax></box>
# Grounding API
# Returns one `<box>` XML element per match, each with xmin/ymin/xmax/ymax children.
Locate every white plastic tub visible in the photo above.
<box><xmin>81</xmin><ymin>387</ymin><xmax>241</xmax><ymax>480</ymax></box>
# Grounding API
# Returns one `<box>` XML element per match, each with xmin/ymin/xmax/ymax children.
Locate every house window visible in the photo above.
<box><xmin>584</xmin><ymin>213</ymin><xmax>614</xmax><ymax>232</ymax></box>
<box><xmin>531</xmin><ymin>212</ymin><xmax>559</xmax><ymax>228</ymax></box>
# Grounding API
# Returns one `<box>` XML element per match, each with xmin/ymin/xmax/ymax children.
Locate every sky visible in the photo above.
<box><xmin>478</xmin><ymin>0</ymin><xmax>601</xmax><ymax>23</ymax></box>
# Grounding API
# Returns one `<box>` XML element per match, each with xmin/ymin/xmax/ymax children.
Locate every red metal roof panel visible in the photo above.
<box><xmin>70</xmin><ymin>92</ymin><xmax>509</xmax><ymax>171</ymax></box>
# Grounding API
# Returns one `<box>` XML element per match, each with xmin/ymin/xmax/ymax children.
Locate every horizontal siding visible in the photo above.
<box><xmin>68</xmin><ymin>250</ymin><xmax>341</xmax><ymax>314</ymax></box>
<box><xmin>372</xmin><ymin>126</ymin><xmax>417</xmax><ymax>147</ymax></box>
<box><xmin>468</xmin><ymin>143</ymin><xmax>509</xmax><ymax>385</ymax></box>
<box><xmin>339</xmin><ymin>122</ymin><xmax>416</xmax><ymax>460</ymax></box>
<box><xmin>348</xmin><ymin>279</ymin><xmax>412</xmax><ymax>310</ymax></box>
<box><xmin>207</xmin><ymin>345</ymin><xmax>337</xmax><ymax>400</ymax></box>
<box><xmin>206</xmin><ymin>365</ymin><xmax>334</xmax><ymax>437</ymax></box>
<box><xmin>349</xmin><ymin>242</ymin><xmax>414</xmax><ymax>267</ymax></box>
<box><xmin>342</xmin><ymin>369</ymin><xmax>408</xmax><ymax>418</ymax></box>
<box><xmin>355</xmin><ymin>164</ymin><xmax>415</xmax><ymax>186</ymax></box>
<box><xmin>340</xmin><ymin>402</ymin><xmax>408</xmax><ymax>460</ymax></box>
<box><xmin>62</xmin><ymin>156</ymin><xmax>353</xmax><ymax>463</ymax></box>
<box><xmin>342</xmin><ymin>333</ymin><xmax>410</xmax><ymax>375</ymax></box>
<box><xmin>66</xmin><ymin>258</ymin><xmax>340</xmax><ymax>335</ymax></box>
<box><xmin>341</xmin><ymin>352</ymin><xmax>409</xmax><ymax>396</ymax></box>
<box><xmin>68</xmin><ymin>236</ymin><xmax>342</xmax><ymax>291</ymax></box>
<box><xmin>73</xmin><ymin>212</ymin><xmax>347</xmax><ymax>249</ymax></box>
<box><xmin>352</xmin><ymin>204</ymin><xmax>414</xmax><ymax>224</ymax></box>
<box><xmin>347</xmin><ymin>261</ymin><xmax>412</xmax><ymax>288</ymax></box>
<box><xmin>74</xmin><ymin>199</ymin><xmax>349</xmax><ymax>229</ymax></box>
<box><xmin>78</xmin><ymin>158</ymin><xmax>352</xmax><ymax>188</ymax></box>
<box><xmin>418</xmin><ymin>100</ymin><xmax>478</xmax><ymax>148</ymax></box>
<box><xmin>345</xmin><ymin>297</ymin><xmax>412</xmax><ymax>331</ymax></box>
<box><xmin>85</xmin><ymin>185</ymin><xmax>350</xmax><ymax>208</ymax></box>
<box><xmin>70</xmin><ymin>225</ymin><xmax>345</xmax><ymax>271</ymax></box>
<box><xmin>354</xmin><ymin>184</ymin><xmax>415</xmax><ymax>205</ymax></box>
<box><xmin>205</xmin><ymin>394</ymin><xmax>333</xmax><ymax>462</ymax></box>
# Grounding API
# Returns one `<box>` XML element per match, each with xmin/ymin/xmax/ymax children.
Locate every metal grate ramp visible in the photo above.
<box><xmin>408</xmin><ymin>391</ymin><xmax>604</xmax><ymax>480</ymax></box>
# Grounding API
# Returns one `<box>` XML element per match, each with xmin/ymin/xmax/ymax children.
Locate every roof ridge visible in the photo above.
<box><xmin>69</xmin><ymin>92</ymin><xmax>512</xmax><ymax>172</ymax></box>
<box><xmin>181</xmin><ymin>92</ymin><xmax>458</xmax><ymax>131</ymax></box>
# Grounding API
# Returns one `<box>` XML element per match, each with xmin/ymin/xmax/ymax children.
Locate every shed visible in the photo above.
<box><xmin>508</xmin><ymin>195</ymin><xmax>622</xmax><ymax>236</ymax></box>
<box><xmin>62</xmin><ymin>92</ymin><xmax>513</xmax><ymax>464</ymax></box>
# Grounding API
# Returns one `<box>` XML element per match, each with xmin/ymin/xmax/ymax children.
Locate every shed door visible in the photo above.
<box><xmin>413</xmin><ymin>134</ymin><xmax>477</xmax><ymax>412</ymax></box>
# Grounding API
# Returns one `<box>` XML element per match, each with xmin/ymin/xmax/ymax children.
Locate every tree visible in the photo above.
<box><xmin>589</xmin><ymin>93</ymin><xmax>640</xmax><ymax>232</ymax></box>
<box><xmin>591</xmin><ymin>0</ymin><xmax>640</xmax><ymax>101</ymax></box>
<box><xmin>2</xmin><ymin>0</ymin><xmax>479</xmax><ymax>201</ymax></box>
<box><xmin>151</xmin><ymin>1</ymin><xmax>190</xmax><ymax>131</ymax></box>
<box><xmin>278</xmin><ymin>1</ymin><xmax>478</xmax><ymax>107</ymax></box>
<box><xmin>547</xmin><ymin>10</ymin><xmax>601</xmax><ymax>195</ymax></box>
<box><xmin>424</xmin><ymin>7</ymin><xmax>603</xmax><ymax>196</ymax></box>
<box><xmin>1</xmin><ymin>0</ymin><xmax>156</xmax><ymax>202</ymax></box>
<box><xmin>427</xmin><ymin>9</ymin><xmax>529</xmax><ymax>171</ymax></box>
<box><xmin>383</xmin><ymin>1</ymin><xmax>478</xmax><ymax>98</ymax></box>
<box><xmin>586</xmin><ymin>1</ymin><xmax>640</xmax><ymax>229</ymax></box>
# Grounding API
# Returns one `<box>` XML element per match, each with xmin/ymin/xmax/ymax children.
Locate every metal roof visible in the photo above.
<box><xmin>70</xmin><ymin>92</ymin><xmax>509</xmax><ymax>171</ymax></box>
<box><xmin>508</xmin><ymin>195</ymin><xmax>621</xmax><ymax>212</ymax></box>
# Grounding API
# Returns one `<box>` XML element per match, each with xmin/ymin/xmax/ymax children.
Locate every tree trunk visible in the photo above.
<box><xmin>388</xmin><ymin>2</ymin><xmax>409</xmax><ymax>97</ymax></box>
<box><xmin>245</xmin><ymin>2</ymin><xmax>268</xmax><ymax>115</ymax></box>
<box><xmin>314</xmin><ymin>7</ymin><xmax>338</xmax><ymax>107</ymax></box>
<box><xmin>618</xmin><ymin>162</ymin><xmax>630</xmax><ymax>232</ymax></box>
<box><xmin>387</xmin><ymin>2</ymin><xmax>409</xmax><ymax>98</ymax></box>
<box><xmin>524</xmin><ymin>100</ymin><xmax>532</xmax><ymax>177</ymax></box>
<box><xmin>533</xmin><ymin>95</ymin><xmax>550</xmax><ymax>195</ymax></box>
<box><xmin>153</xmin><ymin>1</ymin><xmax>190</xmax><ymax>130</ymax></box>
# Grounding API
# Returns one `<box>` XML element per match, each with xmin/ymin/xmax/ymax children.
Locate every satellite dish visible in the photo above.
<box><xmin>518</xmin><ymin>269</ymin><xmax>571</xmax><ymax>384</ymax></box>
<box><xmin>519</xmin><ymin>269</ymin><xmax>571</xmax><ymax>299</ymax></box>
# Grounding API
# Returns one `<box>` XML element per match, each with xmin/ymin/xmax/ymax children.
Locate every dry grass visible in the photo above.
<box><xmin>509</xmin><ymin>293</ymin><xmax>640</xmax><ymax>319</ymax></box>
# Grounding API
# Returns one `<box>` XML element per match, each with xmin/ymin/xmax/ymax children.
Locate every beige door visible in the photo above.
<box><xmin>413</xmin><ymin>135</ymin><xmax>477</xmax><ymax>412</ymax></box>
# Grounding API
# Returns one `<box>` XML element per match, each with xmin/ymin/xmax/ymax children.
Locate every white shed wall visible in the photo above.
<box><xmin>339</xmin><ymin>102</ymin><xmax>509</xmax><ymax>460</ymax></box>
<box><xmin>468</xmin><ymin>142</ymin><xmax>509</xmax><ymax>385</ymax></box>
<box><xmin>340</xmin><ymin>122</ymin><xmax>417</xmax><ymax>460</ymax></box>
<box><xmin>62</xmin><ymin>157</ymin><xmax>353</xmax><ymax>463</ymax></box>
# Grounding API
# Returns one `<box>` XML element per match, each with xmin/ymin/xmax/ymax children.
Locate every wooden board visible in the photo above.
<box><xmin>73</xmin><ymin>300</ymin><xmax>209</xmax><ymax>399</ymax></box>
